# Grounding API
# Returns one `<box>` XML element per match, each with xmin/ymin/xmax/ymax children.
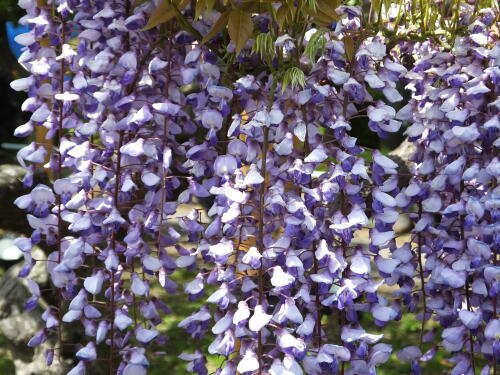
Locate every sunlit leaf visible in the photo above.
<box><xmin>276</xmin><ymin>4</ymin><xmax>292</xmax><ymax>30</ymax></box>
<box><xmin>343</xmin><ymin>35</ymin><xmax>355</xmax><ymax>62</ymax></box>
<box><xmin>305</xmin><ymin>0</ymin><xmax>318</xmax><ymax>12</ymax></box>
<box><xmin>68</xmin><ymin>37</ymin><xmax>79</xmax><ymax>49</ymax></box>
<box><xmin>143</xmin><ymin>0</ymin><xmax>189</xmax><ymax>31</ymax></box>
<box><xmin>39</xmin><ymin>36</ymin><xmax>51</xmax><ymax>48</ymax></box>
<box><xmin>371</xmin><ymin>0</ymin><xmax>381</xmax><ymax>17</ymax></box>
<box><xmin>195</xmin><ymin>0</ymin><xmax>216</xmax><ymax>20</ymax></box>
<box><xmin>133</xmin><ymin>0</ymin><xmax>151</xmax><ymax>7</ymax></box>
<box><xmin>240</xmin><ymin>0</ymin><xmax>275</xmax><ymax>13</ymax></box>
<box><xmin>228</xmin><ymin>9</ymin><xmax>253</xmax><ymax>55</ymax></box>
<box><xmin>316</xmin><ymin>0</ymin><xmax>340</xmax><ymax>21</ymax></box>
<box><xmin>194</xmin><ymin>0</ymin><xmax>207</xmax><ymax>20</ymax></box>
<box><xmin>201</xmin><ymin>9</ymin><xmax>231</xmax><ymax>45</ymax></box>
<box><xmin>307</xmin><ymin>9</ymin><xmax>332</xmax><ymax>26</ymax></box>
<box><xmin>304</xmin><ymin>2</ymin><xmax>338</xmax><ymax>27</ymax></box>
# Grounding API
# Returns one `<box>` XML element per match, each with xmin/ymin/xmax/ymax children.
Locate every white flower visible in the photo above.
<box><xmin>304</xmin><ymin>145</ymin><xmax>328</xmax><ymax>163</ymax></box>
<box><xmin>249</xmin><ymin>305</ymin><xmax>272</xmax><ymax>332</ymax></box>
<box><xmin>372</xmin><ymin>305</ymin><xmax>397</xmax><ymax>322</ymax></box>
<box><xmin>208</xmin><ymin>240</ymin><xmax>233</xmax><ymax>259</ymax></box>
<box><xmin>233</xmin><ymin>301</ymin><xmax>251</xmax><ymax>325</ymax></box>
<box><xmin>114</xmin><ymin>309</ymin><xmax>133</xmax><ymax>330</ymax></box>
<box><xmin>131</xmin><ymin>273</ymin><xmax>149</xmax><ymax>296</ymax></box>
<box><xmin>271</xmin><ymin>266</ymin><xmax>295</xmax><ymax>287</ymax></box>
<box><xmin>237</xmin><ymin>350</ymin><xmax>259</xmax><ymax>373</ymax></box>
<box><xmin>83</xmin><ymin>271</ymin><xmax>104</xmax><ymax>295</ymax></box>
<box><xmin>350</xmin><ymin>252</ymin><xmax>371</xmax><ymax>274</ymax></box>
<box><xmin>243</xmin><ymin>164</ymin><xmax>264</xmax><ymax>185</ymax></box>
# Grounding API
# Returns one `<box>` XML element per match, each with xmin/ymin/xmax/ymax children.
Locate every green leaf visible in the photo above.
<box><xmin>304</xmin><ymin>29</ymin><xmax>326</xmax><ymax>62</ymax></box>
<box><xmin>252</xmin><ymin>33</ymin><xmax>274</xmax><ymax>61</ymax></box>
<box><xmin>227</xmin><ymin>9</ymin><xmax>253</xmax><ymax>55</ymax></box>
<box><xmin>282</xmin><ymin>67</ymin><xmax>306</xmax><ymax>93</ymax></box>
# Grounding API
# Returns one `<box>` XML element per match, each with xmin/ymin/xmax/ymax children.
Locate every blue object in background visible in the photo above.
<box><xmin>5</xmin><ymin>21</ymin><xmax>30</xmax><ymax>59</ymax></box>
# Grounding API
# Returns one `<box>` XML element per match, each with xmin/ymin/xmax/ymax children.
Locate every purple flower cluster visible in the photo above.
<box><xmin>9</xmin><ymin>1</ymin><xmax>499</xmax><ymax>375</ymax></box>
<box><xmin>171</xmin><ymin>6</ymin><xmax>418</xmax><ymax>374</ymax></box>
<box><xmin>397</xmin><ymin>11</ymin><xmax>499</xmax><ymax>375</ymax></box>
<box><xmin>11</xmin><ymin>0</ymin><xmax>192</xmax><ymax>373</ymax></box>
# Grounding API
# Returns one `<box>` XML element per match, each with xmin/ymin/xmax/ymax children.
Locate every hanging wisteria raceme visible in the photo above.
<box><xmin>176</xmin><ymin>6</ymin><xmax>413</xmax><ymax>375</ymax></box>
<box><xmin>8</xmin><ymin>0</ymin><xmax>500</xmax><ymax>375</ymax></box>
<box><xmin>10</xmin><ymin>0</ymin><xmax>197</xmax><ymax>373</ymax></box>
<box><xmin>396</xmin><ymin>8</ymin><xmax>500</xmax><ymax>375</ymax></box>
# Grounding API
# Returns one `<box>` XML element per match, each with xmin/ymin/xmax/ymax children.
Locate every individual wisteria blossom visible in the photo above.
<box><xmin>9</xmin><ymin>0</ymin><xmax>499</xmax><ymax>374</ymax></box>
